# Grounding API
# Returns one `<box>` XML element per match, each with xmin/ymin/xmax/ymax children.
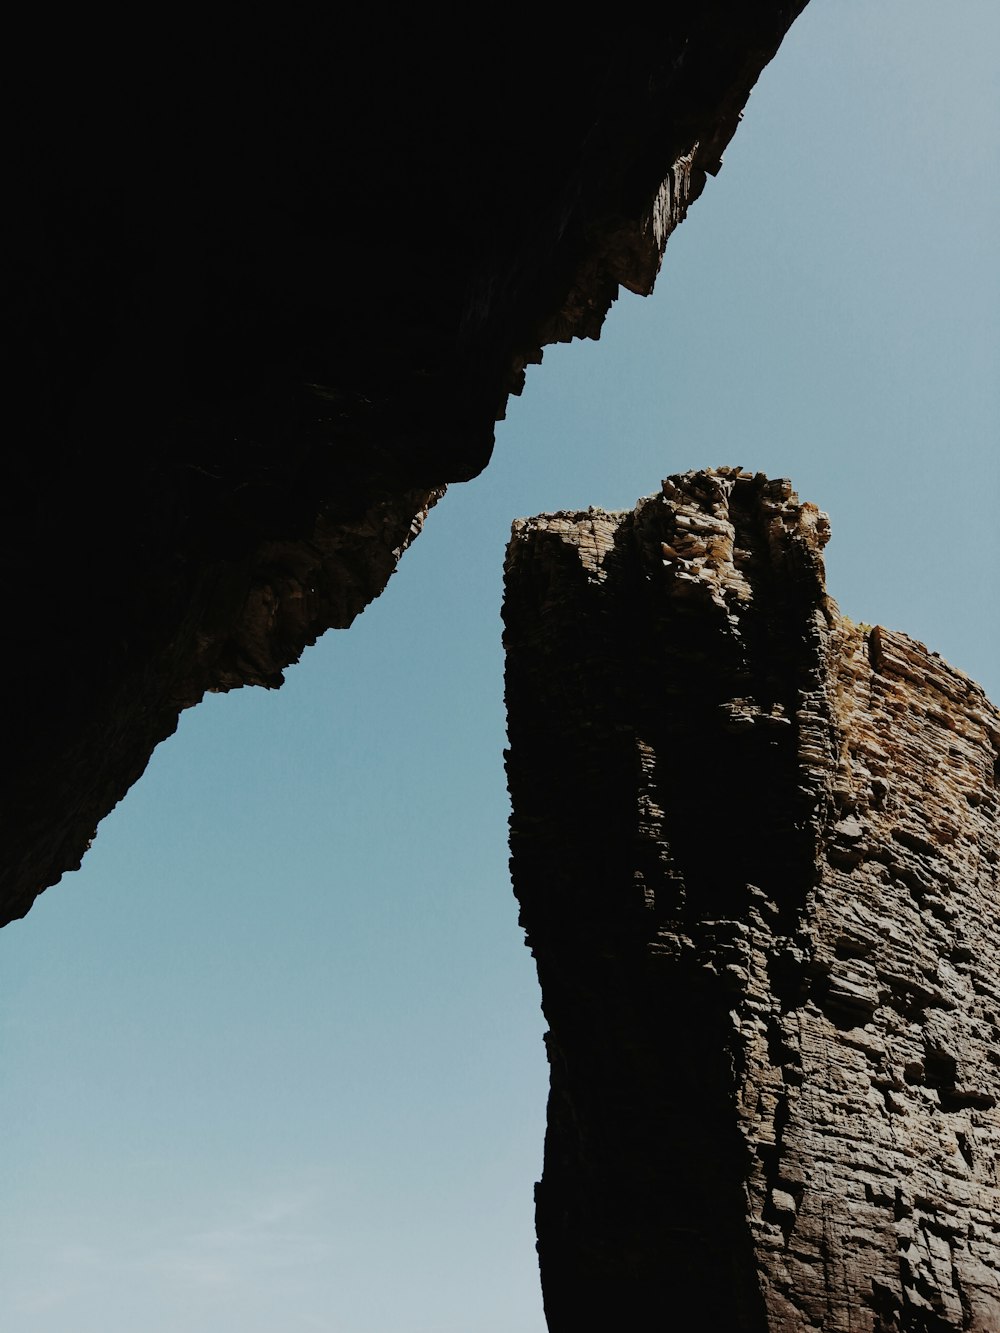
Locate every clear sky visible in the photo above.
<box><xmin>1</xmin><ymin>4</ymin><xmax>997</xmax><ymax>1330</ymax></box>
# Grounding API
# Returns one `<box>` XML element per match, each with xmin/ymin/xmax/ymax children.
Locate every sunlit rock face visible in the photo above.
<box><xmin>1</xmin><ymin>7</ymin><xmax>808</xmax><ymax>923</ymax></box>
<box><xmin>504</xmin><ymin>469</ymin><xmax>1000</xmax><ymax>1330</ymax></box>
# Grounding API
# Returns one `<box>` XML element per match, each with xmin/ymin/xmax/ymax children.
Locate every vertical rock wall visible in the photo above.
<box><xmin>503</xmin><ymin>469</ymin><xmax>1000</xmax><ymax>1330</ymax></box>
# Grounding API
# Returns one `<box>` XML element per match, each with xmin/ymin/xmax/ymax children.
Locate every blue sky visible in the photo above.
<box><xmin>1</xmin><ymin>4</ymin><xmax>997</xmax><ymax>1330</ymax></box>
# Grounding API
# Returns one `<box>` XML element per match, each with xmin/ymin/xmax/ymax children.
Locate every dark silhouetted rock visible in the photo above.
<box><xmin>2</xmin><ymin>6</ymin><xmax>808</xmax><ymax>922</ymax></box>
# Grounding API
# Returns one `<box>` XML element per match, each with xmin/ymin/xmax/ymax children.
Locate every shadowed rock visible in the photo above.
<box><xmin>504</xmin><ymin>468</ymin><xmax>1000</xmax><ymax>1329</ymax></box>
<box><xmin>2</xmin><ymin>6</ymin><xmax>808</xmax><ymax>922</ymax></box>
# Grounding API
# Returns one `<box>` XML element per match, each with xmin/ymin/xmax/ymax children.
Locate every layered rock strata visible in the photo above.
<box><xmin>2</xmin><ymin>6</ymin><xmax>809</xmax><ymax>922</ymax></box>
<box><xmin>503</xmin><ymin>469</ymin><xmax>1000</xmax><ymax>1330</ymax></box>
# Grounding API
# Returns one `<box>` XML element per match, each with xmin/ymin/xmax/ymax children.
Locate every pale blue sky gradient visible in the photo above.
<box><xmin>1</xmin><ymin>4</ymin><xmax>997</xmax><ymax>1329</ymax></box>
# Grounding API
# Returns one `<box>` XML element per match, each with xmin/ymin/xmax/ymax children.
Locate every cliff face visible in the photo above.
<box><xmin>1</xmin><ymin>6</ymin><xmax>809</xmax><ymax>923</ymax></box>
<box><xmin>504</xmin><ymin>469</ymin><xmax>1000</xmax><ymax>1330</ymax></box>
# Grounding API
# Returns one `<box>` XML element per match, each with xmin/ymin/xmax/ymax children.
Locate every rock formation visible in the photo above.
<box><xmin>503</xmin><ymin>469</ymin><xmax>1000</xmax><ymax>1329</ymax></box>
<box><xmin>1</xmin><ymin>5</ymin><xmax>810</xmax><ymax>923</ymax></box>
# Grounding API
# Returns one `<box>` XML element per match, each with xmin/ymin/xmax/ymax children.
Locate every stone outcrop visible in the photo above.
<box><xmin>1</xmin><ymin>6</ymin><xmax>809</xmax><ymax>923</ymax></box>
<box><xmin>504</xmin><ymin>469</ymin><xmax>1000</xmax><ymax>1329</ymax></box>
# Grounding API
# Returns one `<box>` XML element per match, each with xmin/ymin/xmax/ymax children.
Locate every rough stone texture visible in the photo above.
<box><xmin>503</xmin><ymin>469</ymin><xmax>1000</xmax><ymax>1330</ymax></box>
<box><xmin>1</xmin><ymin>6</ymin><xmax>809</xmax><ymax>923</ymax></box>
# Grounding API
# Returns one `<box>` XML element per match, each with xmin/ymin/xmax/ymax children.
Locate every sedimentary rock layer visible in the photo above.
<box><xmin>504</xmin><ymin>469</ymin><xmax>1000</xmax><ymax>1329</ymax></box>
<box><xmin>2</xmin><ymin>6</ymin><xmax>808</xmax><ymax>922</ymax></box>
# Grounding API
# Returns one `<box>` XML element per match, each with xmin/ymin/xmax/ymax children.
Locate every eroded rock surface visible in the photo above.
<box><xmin>2</xmin><ymin>7</ymin><xmax>808</xmax><ymax>922</ymax></box>
<box><xmin>504</xmin><ymin>469</ymin><xmax>1000</xmax><ymax>1329</ymax></box>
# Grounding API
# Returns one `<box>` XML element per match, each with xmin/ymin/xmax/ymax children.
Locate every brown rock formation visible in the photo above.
<box><xmin>503</xmin><ymin>469</ymin><xmax>1000</xmax><ymax>1329</ymax></box>
<box><xmin>1</xmin><ymin>6</ymin><xmax>809</xmax><ymax>923</ymax></box>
